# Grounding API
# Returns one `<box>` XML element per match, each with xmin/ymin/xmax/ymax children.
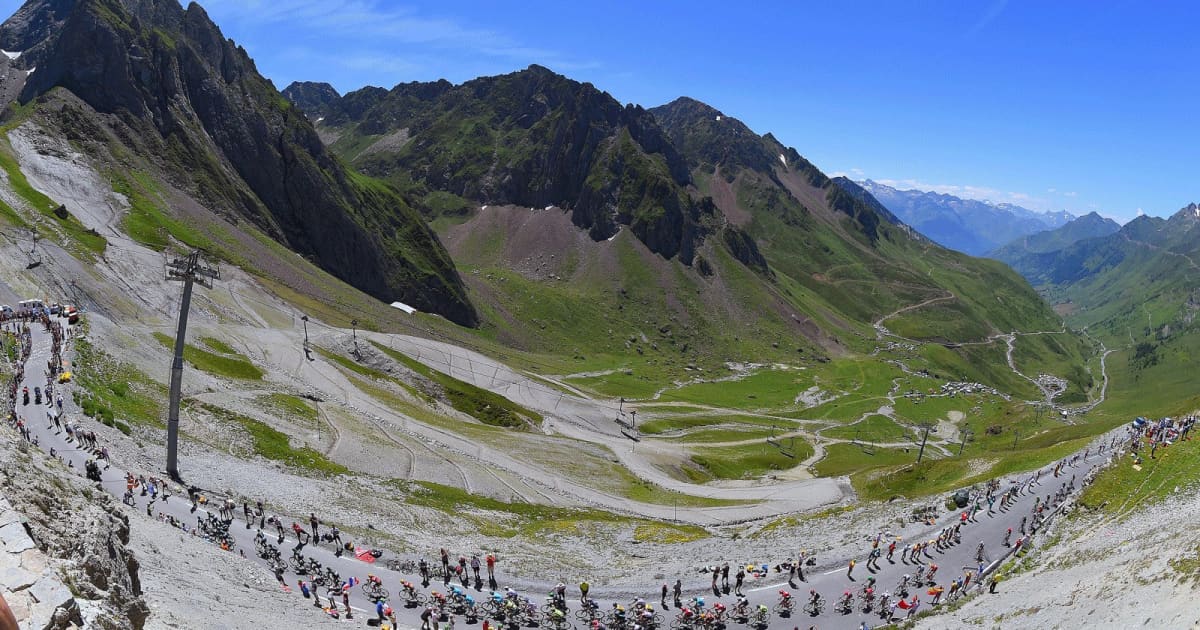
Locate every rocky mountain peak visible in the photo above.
<box><xmin>0</xmin><ymin>0</ymin><xmax>74</xmax><ymax>57</ymax></box>
<box><xmin>649</xmin><ymin>96</ymin><xmax>774</xmax><ymax>173</ymax></box>
<box><xmin>1170</xmin><ymin>202</ymin><xmax>1200</xmax><ymax>222</ymax></box>
<box><xmin>318</xmin><ymin>65</ymin><xmax>707</xmax><ymax>263</ymax></box>
<box><xmin>281</xmin><ymin>80</ymin><xmax>341</xmax><ymax>119</ymax></box>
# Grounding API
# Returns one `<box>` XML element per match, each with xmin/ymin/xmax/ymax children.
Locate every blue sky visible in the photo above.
<box><xmin>2</xmin><ymin>0</ymin><xmax>1197</xmax><ymax>222</ymax></box>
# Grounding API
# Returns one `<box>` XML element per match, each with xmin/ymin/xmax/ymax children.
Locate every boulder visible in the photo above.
<box><xmin>0</xmin><ymin>522</ymin><xmax>35</xmax><ymax>553</ymax></box>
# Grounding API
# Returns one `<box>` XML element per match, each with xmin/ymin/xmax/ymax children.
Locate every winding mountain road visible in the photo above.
<box><xmin>11</xmin><ymin>318</ymin><xmax>1125</xmax><ymax>630</ymax></box>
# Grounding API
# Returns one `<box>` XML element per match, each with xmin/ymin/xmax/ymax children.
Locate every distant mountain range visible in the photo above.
<box><xmin>992</xmin><ymin>204</ymin><xmax>1200</xmax><ymax>324</ymax></box>
<box><xmin>857</xmin><ymin>180</ymin><xmax>1075</xmax><ymax>256</ymax></box>
<box><xmin>989</xmin><ymin>212</ymin><xmax>1121</xmax><ymax>276</ymax></box>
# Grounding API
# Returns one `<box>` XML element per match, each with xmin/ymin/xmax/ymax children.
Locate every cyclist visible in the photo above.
<box><xmin>638</xmin><ymin>605</ymin><xmax>655</xmax><ymax>627</ymax></box>
<box><xmin>732</xmin><ymin>595</ymin><xmax>749</xmax><ymax>616</ymax></box>
<box><xmin>777</xmin><ymin>590</ymin><xmax>792</xmax><ymax>612</ymax></box>
<box><xmin>807</xmin><ymin>589</ymin><xmax>821</xmax><ymax>610</ymax></box>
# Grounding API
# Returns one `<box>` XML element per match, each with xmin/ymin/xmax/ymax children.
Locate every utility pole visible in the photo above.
<box><xmin>301</xmin><ymin>315</ymin><xmax>312</xmax><ymax>361</ymax></box>
<box><xmin>916</xmin><ymin>423</ymin><xmax>935</xmax><ymax>464</ymax></box>
<box><xmin>351</xmin><ymin>318</ymin><xmax>360</xmax><ymax>357</ymax></box>
<box><xmin>959</xmin><ymin>429</ymin><xmax>973</xmax><ymax>456</ymax></box>
<box><xmin>164</xmin><ymin>250</ymin><xmax>220</xmax><ymax>482</ymax></box>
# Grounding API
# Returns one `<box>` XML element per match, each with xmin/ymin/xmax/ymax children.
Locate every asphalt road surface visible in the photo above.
<box><xmin>13</xmin><ymin>320</ymin><xmax>1117</xmax><ymax>629</ymax></box>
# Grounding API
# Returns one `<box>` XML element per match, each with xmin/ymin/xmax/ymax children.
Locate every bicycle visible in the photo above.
<box><xmin>312</xmin><ymin>567</ymin><xmax>341</xmax><ymax>589</ymax></box>
<box><xmin>387</xmin><ymin>558</ymin><xmax>418</xmax><ymax>573</ymax></box>
<box><xmin>363</xmin><ymin>580</ymin><xmax>390</xmax><ymax>602</ymax></box>
<box><xmin>541</xmin><ymin>611</ymin><xmax>572</xmax><ymax>630</ymax></box>
<box><xmin>668</xmin><ymin>612</ymin><xmax>695</xmax><ymax>630</ymax></box>
<box><xmin>802</xmin><ymin>598</ymin><xmax>823</xmax><ymax>616</ymax></box>
<box><xmin>748</xmin><ymin>606</ymin><xmax>769</xmax><ymax>629</ymax></box>
<box><xmin>772</xmin><ymin>592</ymin><xmax>794</xmax><ymax>617</ymax></box>
<box><xmin>835</xmin><ymin>593</ymin><xmax>854</xmax><ymax>615</ymax></box>
<box><xmin>605</xmin><ymin>614</ymin><xmax>628</xmax><ymax>630</ymax></box>
<box><xmin>291</xmin><ymin>555</ymin><xmax>321</xmax><ymax>575</ymax></box>
<box><xmin>576</xmin><ymin>603</ymin><xmax>604</xmax><ymax>623</ymax></box>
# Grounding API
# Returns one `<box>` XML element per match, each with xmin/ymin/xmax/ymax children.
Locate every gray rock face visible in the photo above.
<box><xmin>0</xmin><ymin>432</ymin><xmax>148</xmax><ymax>629</ymax></box>
<box><xmin>2</xmin><ymin>565</ymin><xmax>37</xmax><ymax>591</ymax></box>
<box><xmin>0</xmin><ymin>0</ymin><xmax>477</xmax><ymax>326</ymax></box>
<box><xmin>0</xmin><ymin>521</ymin><xmax>35</xmax><ymax>553</ymax></box>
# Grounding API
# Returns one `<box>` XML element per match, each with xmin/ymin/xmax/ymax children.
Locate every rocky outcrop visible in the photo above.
<box><xmin>280</xmin><ymin>81</ymin><xmax>340</xmax><ymax>119</ymax></box>
<box><xmin>0</xmin><ymin>0</ymin><xmax>477</xmax><ymax>326</ymax></box>
<box><xmin>721</xmin><ymin>226</ymin><xmax>771</xmax><ymax>277</ymax></box>
<box><xmin>0</xmin><ymin>434</ymin><xmax>148</xmax><ymax>629</ymax></box>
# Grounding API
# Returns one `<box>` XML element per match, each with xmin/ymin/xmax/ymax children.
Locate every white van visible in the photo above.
<box><xmin>16</xmin><ymin>299</ymin><xmax>46</xmax><ymax>316</ymax></box>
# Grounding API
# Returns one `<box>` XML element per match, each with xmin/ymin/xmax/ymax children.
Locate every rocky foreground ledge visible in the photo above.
<box><xmin>0</xmin><ymin>431</ymin><xmax>148</xmax><ymax>629</ymax></box>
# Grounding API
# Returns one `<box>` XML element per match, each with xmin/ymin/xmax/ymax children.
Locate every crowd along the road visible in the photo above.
<box><xmin>3</xmin><ymin>310</ymin><xmax>1187</xmax><ymax>630</ymax></box>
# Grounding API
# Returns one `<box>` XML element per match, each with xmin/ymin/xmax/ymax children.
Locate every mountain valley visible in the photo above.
<box><xmin>0</xmin><ymin>1</ymin><xmax>1192</xmax><ymax>629</ymax></box>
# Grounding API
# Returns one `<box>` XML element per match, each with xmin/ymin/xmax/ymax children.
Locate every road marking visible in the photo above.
<box><xmin>747</xmin><ymin>581</ymin><xmax>789</xmax><ymax>592</ymax></box>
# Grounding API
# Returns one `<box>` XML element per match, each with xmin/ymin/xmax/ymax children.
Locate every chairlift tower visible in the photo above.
<box><xmin>164</xmin><ymin>250</ymin><xmax>220</xmax><ymax>482</ymax></box>
<box><xmin>915</xmin><ymin>422</ymin><xmax>936</xmax><ymax>464</ymax></box>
